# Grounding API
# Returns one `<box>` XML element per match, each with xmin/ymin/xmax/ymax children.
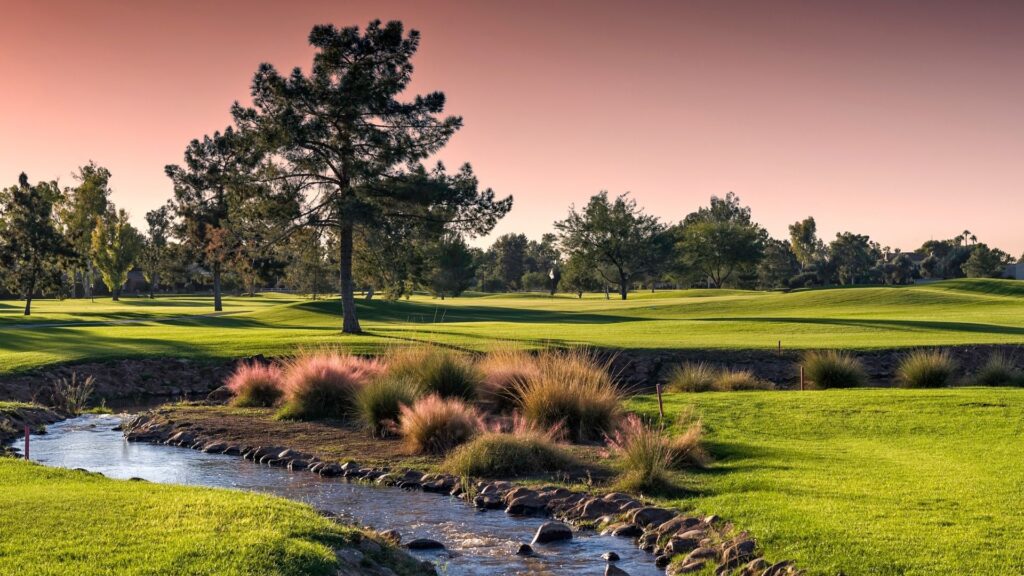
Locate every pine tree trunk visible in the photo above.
<box><xmin>23</xmin><ymin>271</ymin><xmax>36</xmax><ymax>316</ymax></box>
<box><xmin>619</xmin><ymin>272</ymin><xmax>629</xmax><ymax>300</ymax></box>
<box><xmin>113</xmin><ymin>288</ymin><xmax>120</xmax><ymax>302</ymax></box>
<box><xmin>213</xmin><ymin>262</ymin><xmax>223</xmax><ymax>312</ymax></box>
<box><xmin>338</xmin><ymin>221</ymin><xmax>361</xmax><ymax>334</ymax></box>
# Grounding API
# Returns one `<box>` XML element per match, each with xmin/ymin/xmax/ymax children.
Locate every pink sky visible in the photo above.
<box><xmin>2</xmin><ymin>0</ymin><xmax>1022</xmax><ymax>255</ymax></box>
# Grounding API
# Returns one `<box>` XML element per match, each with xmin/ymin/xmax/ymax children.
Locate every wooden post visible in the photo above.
<box><xmin>778</xmin><ymin>340</ymin><xmax>782</xmax><ymax>356</ymax></box>
<box><xmin>24</xmin><ymin>424</ymin><xmax>29</xmax><ymax>460</ymax></box>
<box><xmin>800</xmin><ymin>366</ymin><xmax>805</xmax><ymax>391</ymax></box>
<box><xmin>655</xmin><ymin>383</ymin><xmax>665</xmax><ymax>421</ymax></box>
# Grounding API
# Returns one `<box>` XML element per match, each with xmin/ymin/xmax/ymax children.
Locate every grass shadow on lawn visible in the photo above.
<box><xmin>691</xmin><ymin>316</ymin><xmax>1024</xmax><ymax>336</ymax></box>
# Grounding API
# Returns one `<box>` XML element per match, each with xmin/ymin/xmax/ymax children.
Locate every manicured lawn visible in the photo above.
<box><xmin>628</xmin><ymin>388</ymin><xmax>1024</xmax><ymax>576</ymax></box>
<box><xmin>0</xmin><ymin>279</ymin><xmax>1023</xmax><ymax>373</ymax></box>
<box><xmin>0</xmin><ymin>459</ymin><xmax>382</xmax><ymax>576</ymax></box>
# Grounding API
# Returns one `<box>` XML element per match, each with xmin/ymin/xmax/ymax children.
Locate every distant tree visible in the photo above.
<box><xmin>487</xmin><ymin>233</ymin><xmax>529</xmax><ymax>290</ymax></box>
<box><xmin>829</xmin><ymin>232</ymin><xmax>880</xmax><ymax>285</ymax></box>
<box><xmin>232</xmin><ymin>21</ymin><xmax>510</xmax><ymax>332</ymax></box>
<box><xmin>90</xmin><ymin>208</ymin><xmax>144</xmax><ymax>301</ymax></box>
<box><xmin>139</xmin><ymin>204</ymin><xmax>173</xmax><ymax>298</ymax></box>
<box><xmin>59</xmin><ymin>162</ymin><xmax>112</xmax><ymax>298</ymax></box>
<box><xmin>884</xmin><ymin>252</ymin><xmax>917</xmax><ymax>285</ymax></box>
<box><xmin>0</xmin><ymin>174</ymin><xmax>69</xmax><ymax>315</ymax></box>
<box><xmin>525</xmin><ymin>233</ymin><xmax>562</xmax><ymax>294</ymax></box>
<box><xmin>757</xmin><ymin>238</ymin><xmax>800</xmax><ymax>289</ymax></box>
<box><xmin>555</xmin><ymin>191</ymin><xmax>669</xmax><ymax>300</ymax></box>
<box><xmin>962</xmin><ymin>244</ymin><xmax>1013</xmax><ymax>278</ymax></box>
<box><xmin>420</xmin><ymin>234</ymin><xmax>476</xmax><ymax>299</ymax></box>
<box><xmin>166</xmin><ymin>127</ymin><xmax>256</xmax><ymax>312</ymax></box>
<box><xmin>788</xmin><ymin>216</ymin><xmax>825</xmax><ymax>272</ymax></box>
<box><xmin>678</xmin><ymin>193</ymin><xmax>766</xmax><ymax>288</ymax></box>
<box><xmin>284</xmin><ymin>228</ymin><xmax>334</xmax><ymax>299</ymax></box>
<box><xmin>560</xmin><ymin>252</ymin><xmax>602</xmax><ymax>298</ymax></box>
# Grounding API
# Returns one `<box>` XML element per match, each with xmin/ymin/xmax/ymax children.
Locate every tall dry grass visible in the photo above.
<box><xmin>275</xmin><ymin>352</ymin><xmax>384</xmax><ymax>420</ymax></box>
<box><xmin>513</xmin><ymin>349</ymin><xmax>623</xmax><ymax>442</ymax></box>
<box><xmin>475</xmin><ymin>346</ymin><xmax>540</xmax><ymax>412</ymax></box>
<box><xmin>896</xmin><ymin>350</ymin><xmax>957</xmax><ymax>388</ymax></box>
<box><xmin>801</xmin><ymin>350</ymin><xmax>868</xmax><ymax>389</ymax></box>
<box><xmin>398</xmin><ymin>394</ymin><xmax>483</xmax><ymax>454</ymax></box>
<box><xmin>226</xmin><ymin>362</ymin><xmax>284</xmax><ymax>407</ymax></box>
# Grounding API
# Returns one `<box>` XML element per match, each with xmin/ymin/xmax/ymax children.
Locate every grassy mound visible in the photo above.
<box><xmin>0</xmin><ymin>459</ymin><xmax>423</xmax><ymax>576</ymax></box>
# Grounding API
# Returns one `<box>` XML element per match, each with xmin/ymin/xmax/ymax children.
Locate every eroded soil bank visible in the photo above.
<box><xmin>0</xmin><ymin>404</ymin><xmax>62</xmax><ymax>456</ymax></box>
<box><xmin>1</xmin><ymin>344</ymin><xmax>1021</xmax><ymax>403</ymax></box>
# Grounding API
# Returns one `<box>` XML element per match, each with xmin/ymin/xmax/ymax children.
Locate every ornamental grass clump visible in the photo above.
<box><xmin>896</xmin><ymin>350</ymin><xmax>958</xmax><ymax>388</ymax></box>
<box><xmin>974</xmin><ymin>352</ymin><xmax>1023</xmax><ymax>387</ymax></box>
<box><xmin>713</xmin><ymin>368</ymin><xmax>772</xmax><ymax>391</ymax></box>
<box><xmin>801</xmin><ymin>350</ymin><xmax>868</xmax><ymax>389</ymax></box>
<box><xmin>666</xmin><ymin>409</ymin><xmax>710</xmax><ymax>469</ymax></box>
<box><xmin>607</xmin><ymin>414</ymin><xmax>674</xmax><ymax>494</ymax></box>
<box><xmin>275</xmin><ymin>352</ymin><xmax>384</xmax><ymax>420</ymax></box>
<box><xmin>354</xmin><ymin>374</ymin><xmax>421</xmax><ymax>437</ymax></box>
<box><xmin>514</xmin><ymin>349</ymin><xmax>623</xmax><ymax>443</ymax></box>
<box><xmin>476</xmin><ymin>346</ymin><xmax>540</xmax><ymax>412</ymax></box>
<box><xmin>443</xmin><ymin>416</ymin><xmax>571</xmax><ymax>477</ymax></box>
<box><xmin>387</xmin><ymin>346</ymin><xmax>482</xmax><ymax>401</ymax></box>
<box><xmin>226</xmin><ymin>362</ymin><xmax>284</xmax><ymax>408</ymax></box>
<box><xmin>399</xmin><ymin>394</ymin><xmax>482</xmax><ymax>454</ymax></box>
<box><xmin>667</xmin><ymin>362</ymin><xmax>717</xmax><ymax>393</ymax></box>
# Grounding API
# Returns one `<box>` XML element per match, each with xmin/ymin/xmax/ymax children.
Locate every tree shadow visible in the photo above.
<box><xmin>691</xmin><ymin>316</ymin><xmax>1024</xmax><ymax>336</ymax></box>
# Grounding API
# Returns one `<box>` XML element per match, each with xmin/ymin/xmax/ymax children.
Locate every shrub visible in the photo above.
<box><xmin>354</xmin><ymin>375</ymin><xmax>421</xmax><ymax>437</ymax></box>
<box><xmin>399</xmin><ymin>395</ymin><xmax>482</xmax><ymax>454</ymax></box>
<box><xmin>514</xmin><ymin>349</ymin><xmax>623</xmax><ymax>442</ymax></box>
<box><xmin>49</xmin><ymin>372</ymin><xmax>95</xmax><ymax>415</ymax></box>
<box><xmin>276</xmin><ymin>352</ymin><xmax>383</xmax><ymax>420</ymax></box>
<box><xmin>387</xmin><ymin>347</ymin><xmax>482</xmax><ymax>401</ymax></box>
<box><xmin>443</xmin><ymin>417</ymin><xmax>571</xmax><ymax>477</ymax></box>
<box><xmin>974</xmin><ymin>352</ymin><xmax>1022</xmax><ymax>387</ymax></box>
<box><xmin>713</xmin><ymin>369</ymin><xmax>772</xmax><ymax>391</ymax></box>
<box><xmin>667</xmin><ymin>362</ymin><xmax>717</xmax><ymax>393</ymax></box>
<box><xmin>476</xmin><ymin>347</ymin><xmax>540</xmax><ymax>412</ymax></box>
<box><xmin>666</xmin><ymin>409</ymin><xmax>710</xmax><ymax>469</ymax></box>
<box><xmin>607</xmin><ymin>414</ymin><xmax>674</xmax><ymax>494</ymax></box>
<box><xmin>896</xmin><ymin>350</ymin><xmax>958</xmax><ymax>388</ymax></box>
<box><xmin>801</xmin><ymin>350</ymin><xmax>867</xmax><ymax>389</ymax></box>
<box><xmin>226</xmin><ymin>362</ymin><xmax>284</xmax><ymax>407</ymax></box>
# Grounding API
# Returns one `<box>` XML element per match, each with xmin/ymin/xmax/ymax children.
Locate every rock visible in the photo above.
<box><xmin>667</xmin><ymin>560</ymin><xmax>707</xmax><ymax>575</ymax></box>
<box><xmin>629</xmin><ymin>506</ymin><xmax>676</xmax><ymax>528</ymax></box>
<box><xmin>287</xmin><ymin>459</ymin><xmax>309</xmax><ymax>471</ymax></box>
<box><xmin>422</xmin><ymin>478</ymin><xmax>453</xmax><ymax>494</ymax></box>
<box><xmin>531</xmin><ymin>521</ymin><xmax>573</xmax><ymax>544</ymax></box>
<box><xmin>665</xmin><ymin>535</ymin><xmax>701</xmax><ymax>556</ymax></box>
<box><xmin>515</xmin><ymin>543</ymin><xmax>534</xmax><ymax>556</ymax></box>
<box><xmin>201</xmin><ymin>441</ymin><xmax>227</xmax><ymax>453</ymax></box>
<box><xmin>602</xmin><ymin>551</ymin><xmax>620</xmax><ymax>562</ymax></box>
<box><xmin>578</xmin><ymin>497</ymin><xmax>623</xmax><ymax>520</ymax></box>
<box><xmin>340</xmin><ymin>460</ymin><xmax>360</xmax><ymax>471</ymax></box>
<box><xmin>654</xmin><ymin>554</ymin><xmax>671</xmax><ymax>568</ymax></box>
<box><xmin>336</xmin><ymin>547</ymin><xmax>364</xmax><ymax>566</ymax></box>
<box><xmin>611</xmin><ymin>524</ymin><xmax>643</xmax><ymax>538</ymax></box>
<box><xmin>636</xmin><ymin>531</ymin><xmax>658</xmax><ymax>552</ymax></box>
<box><xmin>721</xmin><ymin>538</ymin><xmax>756</xmax><ymax>567</ymax></box>
<box><xmin>682</xmin><ymin>547</ymin><xmax>718</xmax><ymax>565</ymax></box>
<box><xmin>358</xmin><ymin>538</ymin><xmax>383</xmax><ymax>555</ymax></box>
<box><xmin>405</xmin><ymin>538</ymin><xmax>445</xmax><ymax>550</ymax></box>
<box><xmin>503</xmin><ymin>486</ymin><xmax>537</xmax><ymax>503</ymax></box>
<box><xmin>506</xmin><ymin>494</ymin><xmax>546</xmax><ymax>516</ymax></box>
<box><xmin>655</xmin><ymin>515</ymin><xmax>702</xmax><ymax>536</ymax></box>
<box><xmin>318</xmin><ymin>463</ymin><xmax>342</xmax><ymax>477</ymax></box>
<box><xmin>738</xmin><ymin>558</ymin><xmax>768</xmax><ymax>575</ymax></box>
<box><xmin>379</xmin><ymin>529</ymin><xmax>401</xmax><ymax>544</ymax></box>
<box><xmin>605</xmin><ymin>564</ymin><xmax>629</xmax><ymax>576</ymax></box>
<box><xmin>473</xmin><ymin>494</ymin><xmax>505</xmax><ymax>510</ymax></box>
<box><xmin>206</xmin><ymin>385</ymin><xmax>233</xmax><ymax>403</ymax></box>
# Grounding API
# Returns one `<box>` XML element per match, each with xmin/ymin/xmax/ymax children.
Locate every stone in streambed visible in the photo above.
<box><xmin>405</xmin><ymin>538</ymin><xmax>445</xmax><ymax>550</ymax></box>
<box><xmin>515</xmin><ymin>543</ymin><xmax>534</xmax><ymax>556</ymax></box>
<box><xmin>605</xmin><ymin>564</ymin><xmax>630</xmax><ymax>576</ymax></box>
<box><xmin>602</xmin><ymin>551</ymin><xmax>620</xmax><ymax>561</ymax></box>
<box><xmin>531</xmin><ymin>521</ymin><xmax>572</xmax><ymax>545</ymax></box>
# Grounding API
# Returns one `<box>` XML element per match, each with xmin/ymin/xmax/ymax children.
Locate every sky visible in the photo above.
<box><xmin>1</xmin><ymin>0</ymin><xmax>1022</xmax><ymax>255</ymax></box>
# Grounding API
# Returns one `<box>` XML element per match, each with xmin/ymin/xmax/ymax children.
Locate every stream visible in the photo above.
<box><xmin>19</xmin><ymin>414</ymin><xmax>662</xmax><ymax>575</ymax></box>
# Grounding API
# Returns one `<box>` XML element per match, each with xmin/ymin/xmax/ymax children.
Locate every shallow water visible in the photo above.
<box><xmin>21</xmin><ymin>415</ymin><xmax>661</xmax><ymax>576</ymax></box>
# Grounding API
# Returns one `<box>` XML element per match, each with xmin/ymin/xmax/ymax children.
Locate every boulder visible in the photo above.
<box><xmin>379</xmin><ymin>529</ymin><xmax>401</xmax><ymax>544</ymax></box>
<box><xmin>665</xmin><ymin>535</ymin><xmax>702</xmax><ymax>556</ymax></box>
<box><xmin>578</xmin><ymin>497</ymin><xmax>622</xmax><ymax>520</ymax></box>
<box><xmin>206</xmin><ymin>385</ymin><xmax>233</xmax><ymax>403</ymax></box>
<box><xmin>611</xmin><ymin>524</ymin><xmax>643</xmax><ymax>538</ymax></box>
<box><xmin>201</xmin><ymin>441</ymin><xmax>227</xmax><ymax>453</ymax></box>
<box><xmin>405</xmin><ymin>538</ymin><xmax>445</xmax><ymax>550</ymax></box>
<box><xmin>605</xmin><ymin>564</ymin><xmax>630</xmax><ymax>576</ymax></box>
<box><xmin>515</xmin><ymin>543</ymin><xmax>534</xmax><ymax>556</ymax></box>
<box><xmin>531</xmin><ymin>521</ymin><xmax>573</xmax><ymax>545</ymax></box>
<box><xmin>506</xmin><ymin>494</ymin><xmax>547</xmax><ymax>516</ymax></box>
<box><xmin>318</xmin><ymin>463</ymin><xmax>342</xmax><ymax>477</ymax></box>
<box><xmin>602</xmin><ymin>551</ymin><xmax>620</xmax><ymax>562</ymax></box>
<box><xmin>667</xmin><ymin>560</ymin><xmax>707</xmax><ymax>575</ymax></box>
<box><xmin>655</xmin><ymin>515</ymin><xmax>702</xmax><ymax>536</ymax></box>
<box><xmin>629</xmin><ymin>506</ymin><xmax>676</xmax><ymax>528</ymax></box>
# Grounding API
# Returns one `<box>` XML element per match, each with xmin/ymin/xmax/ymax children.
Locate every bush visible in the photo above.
<box><xmin>974</xmin><ymin>352</ymin><xmax>1022</xmax><ymax>387</ymax></box>
<box><xmin>399</xmin><ymin>394</ymin><xmax>482</xmax><ymax>454</ymax></box>
<box><xmin>443</xmin><ymin>418</ymin><xmax>571</xmax><ymax>477</ymax></box>
<box><xmin>801</xmin><ymin>350</ymin><xmax>868</xmax><ymax>389</ymax></box>
<box><xmin>354</xmin><ymin>375</ymin><xmax>421</xmax><ymax>437</ymax></box>
<box><xmin>276</xmin><ymin>352</ymin><xmax>384</xmax><ymax>420</ymax></box>
<box><xmin>713</xmin><ymin>369</ymin><xmax>772</xmax><ymax>391</ymax></box>
<box><xmin>49</xmin><ymin>372</ymin><xmax>95</xmax><ymax>415</ymax></box>
<box><xmin>896</xmin><ymin>350</ymin><xmax>958</xmax><ymax>388</ymax></box>
<box><xmin>514</xmin><ymin>349</ymin><xmax>623</xmax><ymax>442</ymax></box>
<box><xmin>387</xmin><ymin>347</ymin><xmax>482</xmax><ymax>401</ymax></box>
<box><xmin>667</xmin><ymin>362</ymin><xmax>717</xmax><ymax>393</ymax></box>
<box><xmin>607</xmin><ymin>414</ymin><xmax>674</xmax><ymax>494</ymax></box>
<box><xmin>476</xmin><ymin>347</ymin><xmax>539</xmax><ymax>412</ymax></box>
<box><xmin>226</xmin><ymin>362</ymin><xmax>284</xmax><ymax>407</ymax></box>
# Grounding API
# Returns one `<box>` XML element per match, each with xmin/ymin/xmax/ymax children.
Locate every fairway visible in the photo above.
<box><xmin>628</xmin><ymin>388</ymin><xmax>1024</xmax><ymax>575</ymax></box>
<box><xmin>0</xmin><ymin>279</ymin><xmax>1023</xmax><ymax>373</ymax></box>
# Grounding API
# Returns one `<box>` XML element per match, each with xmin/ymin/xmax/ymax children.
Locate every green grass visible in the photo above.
<box><xmin>0</xmin><ymin>459</ymin><xmax>362</xmax><ymax>576</ymax></box>
<box><xmin>1</xmin><ymin>279</ymin><xmax>1023</xmax><ymax>373</ymax></box>
<box><xmin>628</xmin><ymin>388</ymin><xmax>1024</xmax><ymax>575</ymax></box>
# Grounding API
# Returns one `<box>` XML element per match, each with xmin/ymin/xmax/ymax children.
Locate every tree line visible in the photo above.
<box><xmin>1</xmin><ymin>20</ymin><xmax>1019</xmax><ymax>326</ymax></box>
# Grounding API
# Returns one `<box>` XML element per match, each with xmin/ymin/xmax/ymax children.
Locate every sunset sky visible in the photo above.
<box><xmin>1</xmin><ymin>0</ymin><xmax>1022</xmax><ymax>255</ymax></box>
